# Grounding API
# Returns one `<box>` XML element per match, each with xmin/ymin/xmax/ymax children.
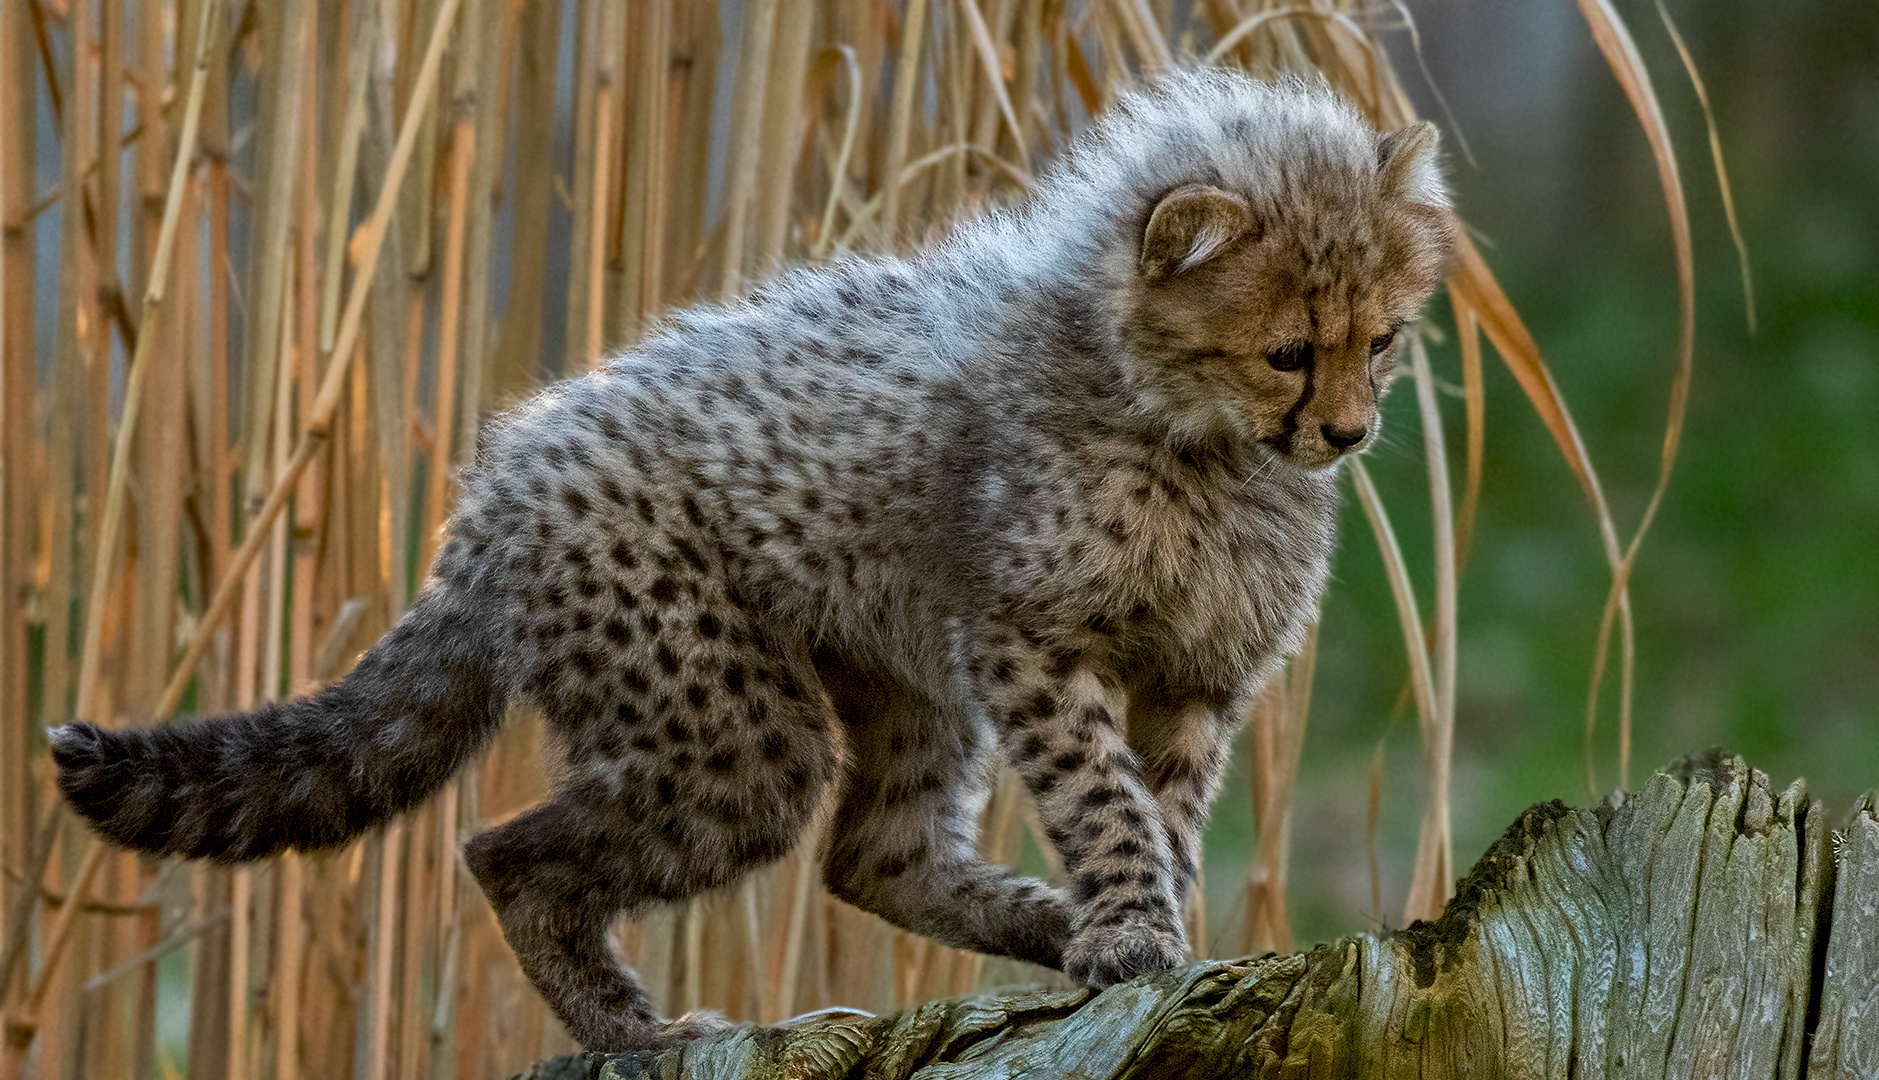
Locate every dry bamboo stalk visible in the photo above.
<box><xmin>319</xmin><ymin>1</ymin><xmax>376</xmax><ymax>354</ymax></box>
<box><xmin>773</xmin><ymin>821</ymin><xmax>821</xmax><ymax>1021</ymax></box>
<box><xmin>273</xmin><ymin>80</ymin><xmax>328</xmax><ymax>1080</ymax></box>
<box><xmin>400</xmin><ymin>0</ymin><xmax>444</xmax><ymax>279</ymax></box>
<box><xmin>367</xmin><ymin>54</ymin><xmax>417</xmax><ymax>620</ymax></box>
<box><xmin>564</xmin><ymin>0</ymin><xmax>602</xmax><ymax>372</ymax></box>
<box><xmin>271</xmin><ymin>854</ymin><xmax>303</xmax><ymax>1080</ymax></box>
<box><xmin>616</xmin><ymin>0</ymin><xmax>672</xmax><ymax>342</ymax></box>
<box><xmin>1407</xmin><ymin>335</ymin><xmax>1457</xmax><ymax>922</ymax></box>
<box><xmin>8</xmin><ymin>14</ymin><xmax>96</xmax><ymax>1072</ymax></box>
<box><xmin>751</xmin><ymin>0</ymin><xmax>815</xmax><ymax>275</ymax></box>
<box><xmin>452</xmin><ymin>0</ymin><xmax>501</xmax><ymax>456</ymax></box>
<box><xmin>4</xmin><ymin>843</ymin><xmax>105</xmax><ymax>1064</ymax></box>
<box><xmin>584</xmin><ymin>0</ymin><xmax>625</xmax><ymax>362</ymax></box>
<box><xmin>0</xmin><ymin>0</ymin><xmax>42</xmax><ymax>1024</ymax></box>
<box><xmin>717</xmin><ymin>0</ymin><xmax>779</xmax><ymax>297</ymax></box>
<box><xmin>92</xmin><ymin>0</ymin><xmax>124</xmax><ymax>381</ymax></box>
<box><xmin>39</xmin><ymin>0</ymin><xmax>96</xmax><ymax>768</ymax></box>
<box><xmin>421</xmin><ymin>76</ymin><xmax>476</xmax><ymax>568</ymax></box>
<box><xmin>664</xmin><ymin>0</ymin><xmax>719</xmax><ymax>311</ymax></box>
<box><xmin>188</xmin><ymin>13</ymin><xmax>239</xmax><ymax>1079</ymax></box>
<box><xmin>935</xmin><ymin>2</ymin><xmax>968</xmax><ymax>216</ymax></box>
<box><xmin>491</xmin><ymin>0</ymin><xmax>560</xmax><ymax>396</ymax></box>
<box><xmin>289</xmin><ymin>93</ymin><xmax>325</xmax><ymax>701</ymax></box>
<box><xmin>157</xmin><ymin>0</ymin><xmax>467</xmax><ymax>717</ymax></box>
<box><xmin>71</xmin><ymin>0</ymin><xmax>222</xmax><ymax>725</ymax></box>
<box><xmin>611</xmin><ymin>0</ymin><xmax>652</xmax><ymax>342</ymax></box>
<box><xmin>365</xmin><ymin>820</ymin><xmax>404</xmax><ymax>1080</ymax></box>
<box><xmin>396</xmin><ymin>802</ymin><xmax>434</xmax><ymax>1080</ymax></box>
<box><xmin>239</xmin><ymin>0</ymin><xmax>313</xmax><ymax>536</ymax></box>
<box><xmin>879</xmin><ymin>0</ymin><xmax>928</xmax><ymax>247</ymax></box>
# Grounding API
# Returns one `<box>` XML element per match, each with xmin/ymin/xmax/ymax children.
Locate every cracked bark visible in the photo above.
<box><xmin>507</xmin><ymin>750</ymin><xmax>1879</xmax><ymax>1079</ymax></box>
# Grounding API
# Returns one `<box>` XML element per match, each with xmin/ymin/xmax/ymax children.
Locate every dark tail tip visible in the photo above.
<box><xmin>50</xmin><ymin>721</ymin><xmax>139</xmax><ymax>840</ymax></box>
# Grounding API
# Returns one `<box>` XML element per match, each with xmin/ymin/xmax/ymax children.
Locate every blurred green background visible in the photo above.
<box><xmin>1202</xmin><ymin>0</ymin><xmax>1879</xmax><ymax>949</ymax></box>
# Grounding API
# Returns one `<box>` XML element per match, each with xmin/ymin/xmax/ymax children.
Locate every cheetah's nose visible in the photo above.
<box><xmin>1321</xmin><ymin>424</ymin><xmax>1368</xmax><ymax>451</ymax></box>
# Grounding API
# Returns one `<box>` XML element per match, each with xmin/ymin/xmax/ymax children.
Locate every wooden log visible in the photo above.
<box><xmin>506</xmin><ymin>751</ymin><xmax>1878</xmax><ymax>1079</ymax></box>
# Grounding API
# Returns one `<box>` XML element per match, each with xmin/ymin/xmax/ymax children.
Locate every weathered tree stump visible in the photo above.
<box><xmin>509</xmin><ymin>751</ymin><xmax>1879</xmax><ymax>1079</ymax></box>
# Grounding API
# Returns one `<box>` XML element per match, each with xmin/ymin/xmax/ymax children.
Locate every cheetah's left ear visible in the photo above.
<box><xmin>1377</xmin><ymin>121</ymin><xmax>1448</xmax><ymax>209</ymax></box>
<box><xmin>1139</xmin><ymin>184</ymin><xmax>1255</xmax><ymax>282</ymax></box>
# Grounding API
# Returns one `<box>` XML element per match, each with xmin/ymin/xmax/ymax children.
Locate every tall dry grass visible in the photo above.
<box><xmin>0</xmin><ymin>1</ymin><xmax>1707</xmax><ymax>1076</ymax></box>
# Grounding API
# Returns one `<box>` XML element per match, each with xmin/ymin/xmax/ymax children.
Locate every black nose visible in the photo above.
<box><xmin>1321</xmin><ymin>423</ymin><xmax>1367</xmax><ymax>451</ymax></box>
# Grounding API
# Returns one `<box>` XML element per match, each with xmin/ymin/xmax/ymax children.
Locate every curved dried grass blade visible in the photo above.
<box><xmin>1577</xmin><ymin>0</ymin><xmax>1695</xmax><ymax>793</ymax></box>
<box><xmin>1349</xmin><ymin>458</ymin><xmax>1446</xmax><ymax>920</ymax></box>
<box><xmin>958</xmin><ymin>0</ymin><xmax>1029</xmax><ymax>165</ymax></box>
<box><xmin>1204</xmin><ymin>7</ymin><xmax>1375</xmax><ymax>72</ymax></box>
<box><xmin>1386</xmin><ymin>0</ymin><xmax>1474</xmax><ymax>168</ymax></box>
<box><xmin>1454</xmin><ymin>303</ymin><xmax>1485</xmax><ymax>566</ymax></box>
<box><xmin>810</xmin><ymin>46</ymin><xmax>864</xmax><ymax>260</ymax></box>
<box><xmin>1657</xmin><ymin>0</ymin><xmax>1753</xmax><ymax>330</ymax></box>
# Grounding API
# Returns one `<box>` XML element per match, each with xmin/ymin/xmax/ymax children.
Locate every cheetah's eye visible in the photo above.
<box><xmin>1267</xmin><ymin>343</ymin><xmax>1312</xmax><ymax>372</ymax></box>
<box><xmin>1369</xmin><ymin>331</ymin><xmax>1397</xmax><ymax>357</ymax></box>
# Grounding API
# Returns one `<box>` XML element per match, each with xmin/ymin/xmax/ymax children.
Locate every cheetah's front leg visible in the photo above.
<box><xmin>976</xmin><ymin>636</ymin><xmax>1188</xmax><ymax>987</ymax></box>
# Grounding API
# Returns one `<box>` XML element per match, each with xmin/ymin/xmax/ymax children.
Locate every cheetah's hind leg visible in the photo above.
<box><xmin>465</xmin><ymin>649</ymin><xmax>837</xmax><ymax>1053</ymax></box>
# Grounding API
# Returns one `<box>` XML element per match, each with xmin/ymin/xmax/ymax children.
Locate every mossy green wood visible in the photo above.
<box><xmin>508</xmin><ymin>753</ymin><xmax>1879</xmax><ymax>1079</ymax></box>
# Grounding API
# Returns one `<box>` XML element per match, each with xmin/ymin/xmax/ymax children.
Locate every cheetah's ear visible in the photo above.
<box><xmin>1377</xmin><ymin>121</ymin><xmax>1446</xmax><ymax>208</ymax></box>
<box><xmin>1139</xmin><ymin>184</ymin><xmax>1254</xmax><ymax>282</ymax></box>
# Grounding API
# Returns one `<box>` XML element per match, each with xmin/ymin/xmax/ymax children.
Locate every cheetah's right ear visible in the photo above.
<box><xmin>1139</xmin><ymin>184</ymin><xmax>1255</xmax><ymax>283</ymax></box>
<box><xmin>1377</xmin><ymin>121</ymin><xmax>1447</xmax><ymax>208</ymax></box>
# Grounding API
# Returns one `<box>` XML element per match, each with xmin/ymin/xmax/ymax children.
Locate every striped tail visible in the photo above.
<box><xmin>51</xmin><ymin>585</ymin><xmax>509</xmax><ymax>862</ymax></box>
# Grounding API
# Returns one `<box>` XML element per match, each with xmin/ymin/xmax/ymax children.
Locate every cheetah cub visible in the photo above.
<box><xmin>54</xmin><ymin>71</ymin><xmax>1455</xmax><ymax>1055</ymax></box>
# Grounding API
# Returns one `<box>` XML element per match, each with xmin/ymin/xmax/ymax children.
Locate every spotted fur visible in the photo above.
<box><xmin>52</xmin><ymin>71</ymin><xmax>1454</xmax><ymax>1055</ymax></box>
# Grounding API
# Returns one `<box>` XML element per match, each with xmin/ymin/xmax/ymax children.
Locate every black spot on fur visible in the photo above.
<box><xmin>671</xmin><ymin>538</ymin><xmax>709</xmax><ymax>574</ymax></box>
<box><xmin>761</xmin><ymin>731</ymin><xmax>789</xmax><ymax>762</ymax></box>
<box><xmin>1022</xmin><ymin>690</ymin><xmax>1055</xmax><ymax>720</ymax></box>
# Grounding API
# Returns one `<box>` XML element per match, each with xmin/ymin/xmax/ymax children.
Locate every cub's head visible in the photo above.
<box><xmin>1100</xmin><ymin>79</ymin><xmax>1457</xmax><ymax>469</ymax></box>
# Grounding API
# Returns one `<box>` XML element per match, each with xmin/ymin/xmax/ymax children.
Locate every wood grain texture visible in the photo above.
<box><xmin>508</xmin><ymin>751</ymin><xmax>1873</xmax><ymax>1080</ymax></box>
